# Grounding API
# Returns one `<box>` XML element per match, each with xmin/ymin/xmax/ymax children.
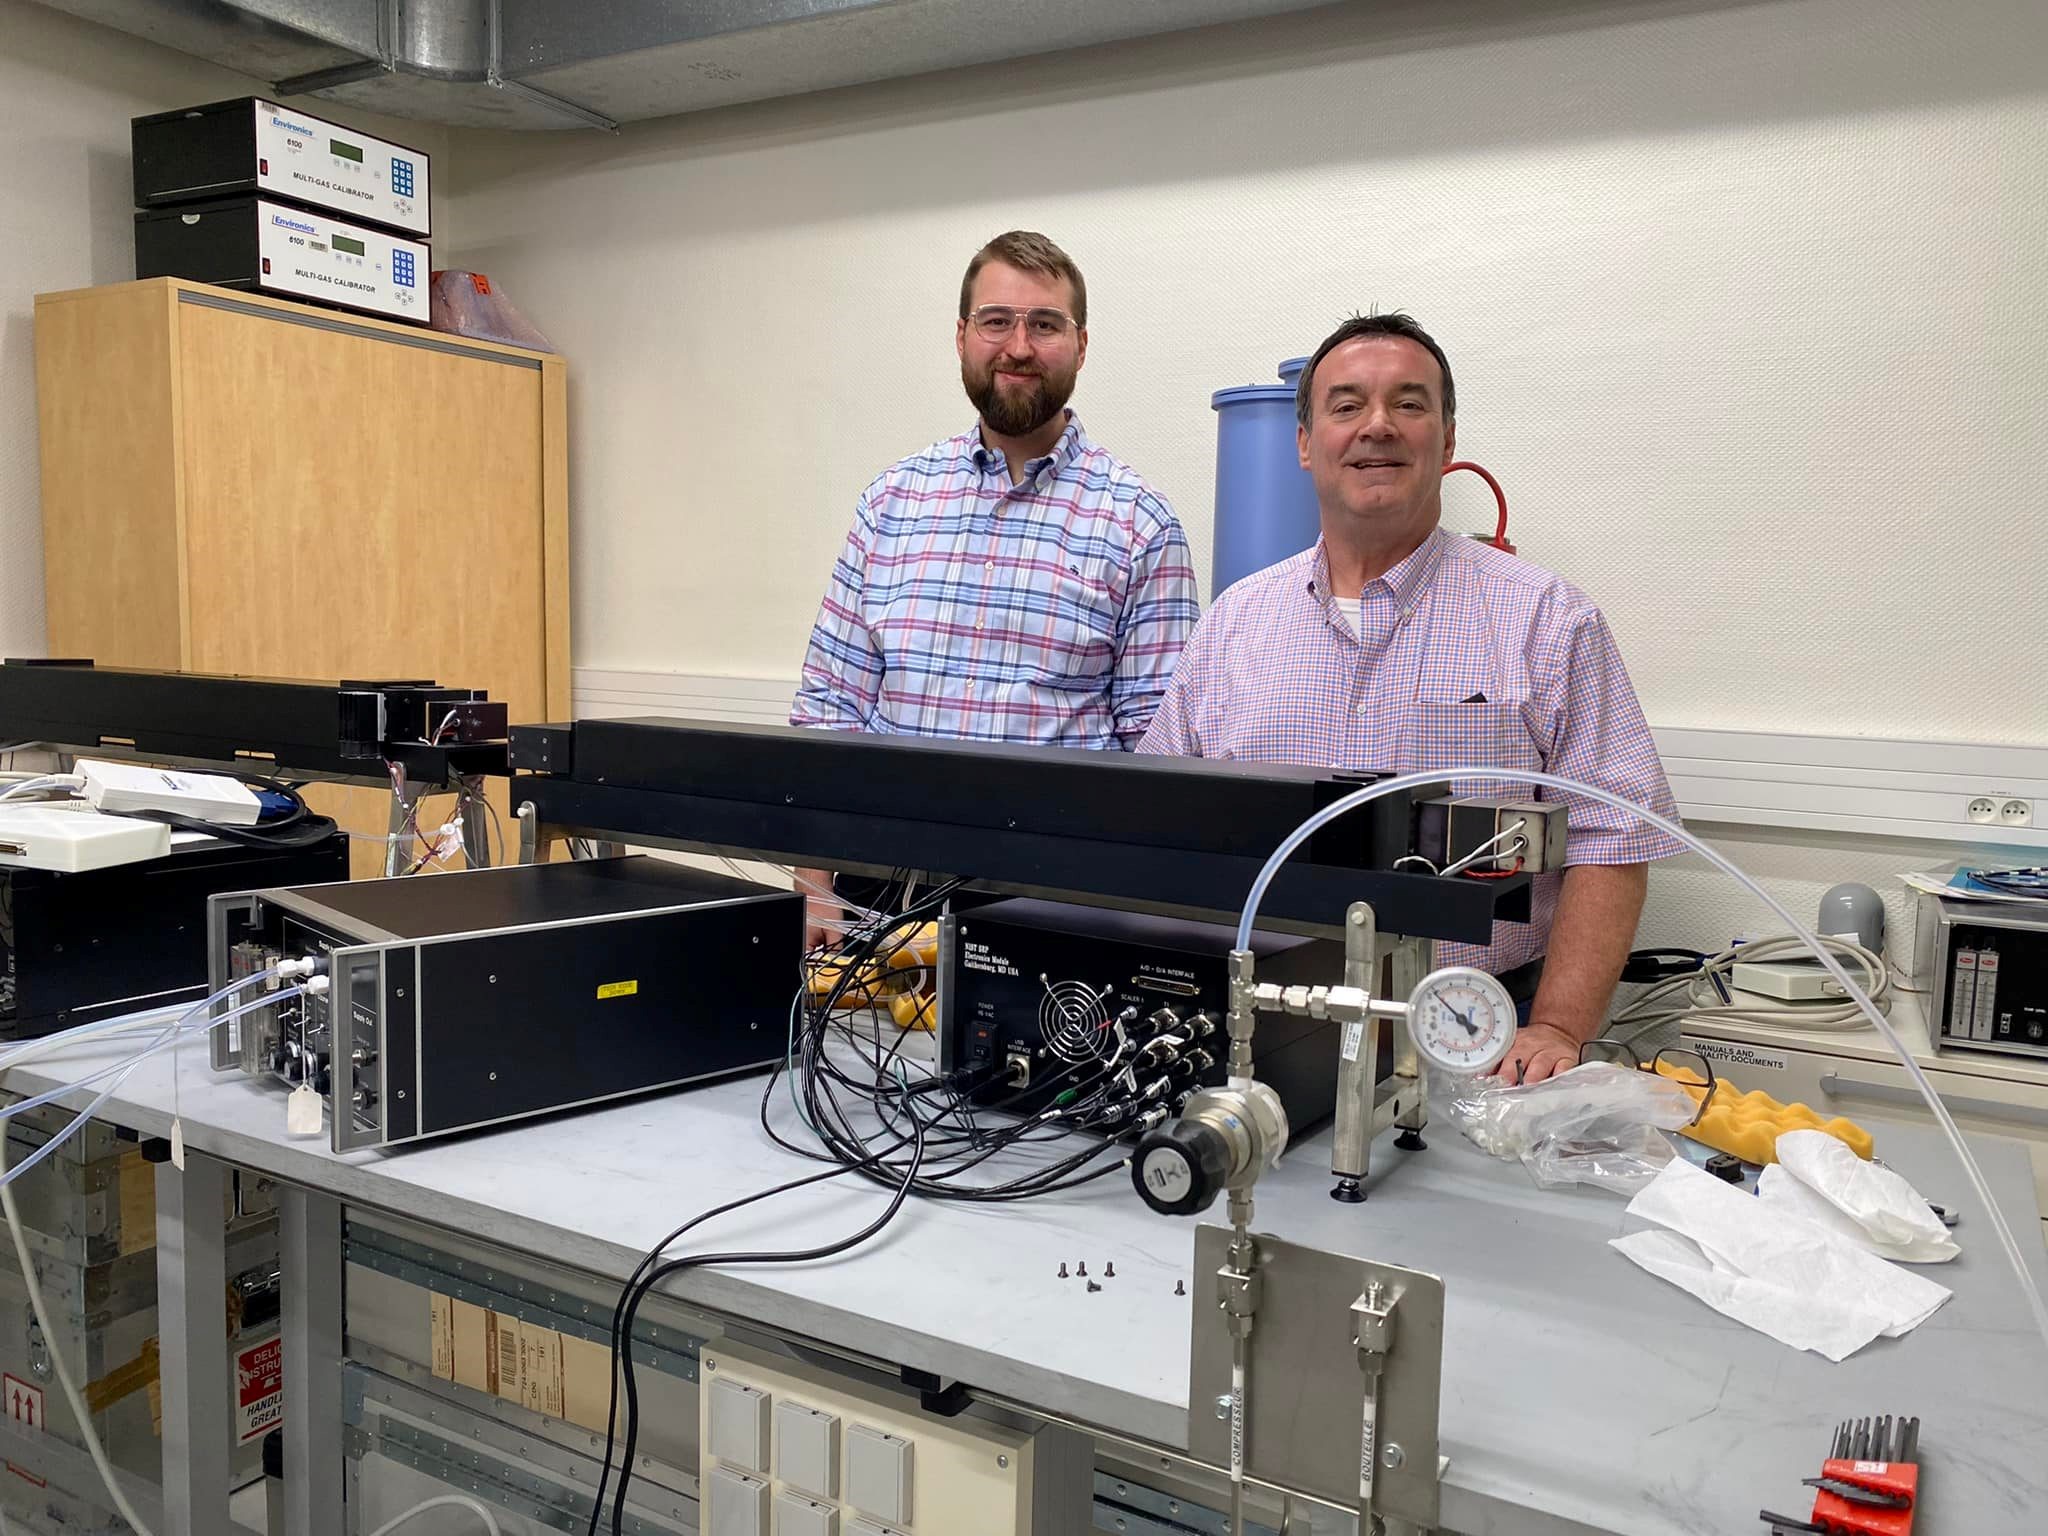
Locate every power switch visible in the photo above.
<box><xmin>775</xmin><ymin>1400</ymin><xmax>839</xmax><ymax>1498</ymax></box>
<box><xmin>708</xmin><ymin>1378</ymin><xmax>771</xmax><ymax>1474</ymax></box>
<box><xmin>845</xmin><ymin>1423</ymin><xmax>913</xmax><ymax>1525</ymax></box>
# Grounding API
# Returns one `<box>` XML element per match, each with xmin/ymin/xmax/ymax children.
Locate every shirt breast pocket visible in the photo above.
<box><xmin>1399</xmin><ymin>699</ymin><xmax>1543</xmax><ymax>797</ymax></box>
<box><xmin>1038</xmin><ymin>567</ymin><xmax>1117</xmax><ymax>685</ymax></box>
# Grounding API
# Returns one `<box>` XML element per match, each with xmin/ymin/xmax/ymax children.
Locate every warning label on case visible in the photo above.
<box><xmin>236</xmin><ymin>1337</ymin><xmax>284</xmax><ymax>1445</ymax></box>
<box><xmin>4</xmin><ymin>1375</ymin><xmax>43</xmax><ymax>1436</ymax></box>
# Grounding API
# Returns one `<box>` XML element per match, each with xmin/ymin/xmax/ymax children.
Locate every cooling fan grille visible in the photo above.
<box><xmin>1038</xmin><ymin>978</ymin><xmax>1114</xmax><ymax>1065</ymax></box>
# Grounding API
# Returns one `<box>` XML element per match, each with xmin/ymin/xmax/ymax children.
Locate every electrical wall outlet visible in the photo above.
<box><xmin>1966</xmin><ymin>797</ymin><xmax>1999</xmax><ymax>823</ymax></box>
<box><xmin>1999</xmin><ymin>799</ymin><xmax>2033</xmax><ymax>827</ymax></box>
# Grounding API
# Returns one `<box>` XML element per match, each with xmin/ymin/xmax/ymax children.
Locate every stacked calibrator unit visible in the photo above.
<box><xmin>132</xmin><ymin>97</ymin><xmax>432</xmax><ymax>323</ymax></box>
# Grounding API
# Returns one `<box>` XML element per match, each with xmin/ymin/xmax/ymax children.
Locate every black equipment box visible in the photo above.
<box><xmin>133</xmin><ymin>96</ymin><xmax>431</xmax><ymax>236</ymax></box>
<box><xmin>0</xmin><ymin>661</ymin><xmax>506</xmax><ymax>784</ymax></box>
<box><xmin>1</xmin><ymin>832</ymin><xmax>349</xmax><ymax>1036</ymax></box>
<box><xmin>560</xmin><ymin>717</ymin><xmax>1419</xmax><ymax>866</ymax></box>
<box><xmin>938</xmin><ymin>898</ymin><xmax>1370</xmax><ymax>1133</ymax></box>
<box><xmin>208</xmin><ymin>858</ymin><xmax>802</xmax><ymax>1152</ymax></box>
<box><xmin>509</xmin><ymin>717</ymin><xmax>1532</xmax><ymax>941</ymax></box>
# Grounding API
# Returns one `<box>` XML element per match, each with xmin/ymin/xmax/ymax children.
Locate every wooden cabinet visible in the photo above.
<box><xmin>34</xmin><ymin>278</ymin><xmax>569</xmax><ymax>873</ymax></box>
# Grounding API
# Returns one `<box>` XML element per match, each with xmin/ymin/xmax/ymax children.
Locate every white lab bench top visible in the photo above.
<box><xmin>8</xmin><ymin>1035</ymin><xmax>2047</xmax><ymax>1536</ymax></box>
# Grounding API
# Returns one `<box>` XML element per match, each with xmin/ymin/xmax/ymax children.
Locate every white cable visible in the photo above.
<box><xmin>739</xmin><ymin>857</ymin><xmax>889</xmax><ymax>924</ymax></box>
<box><xmin>1439</xmin><ymin>817</ymin><xmax>1529</xmax><ymax>879</ymax></box>
<box><xmin>0</xmin><ymin>966</ymin><xmax>279</xmax><ymax>1076</ymax></box>
<box><xmin>1608</xmin><ymin>933</ymin><xmax>1891</xmax><ymax>1044</ymax></box>
<box><xmin>0</xmin><ymin>1012</ymin><xmax>168</xmax><ymax>1075</ymax></box>
<box><xmin>0</xmin><ymin>966</ymin><xmax>281</xmax><ymax>1533</ymax></box>
<box><xmin>1234</xmin><ymin>765</ymin><xmax>2048</xmax><ymax>1357</ymax></box>
<box><xmin>0</xmin><ymin>992</ymin><xmax>301</xmax><ymax>1151</ymax></box>
<box><xmin>712</xmin><ymin>856</ymin><xmax>897</xmax><ymax>925</ymax></box>
<box><xmin>0</xmin><ymin>774</ymin><xmax>83</xmax><ymax>802</ymax></box>
<box><xmin>781</xmin><ymin>866</ymin><xmax>888</xmax><ymax>923</ymax></box>
<box><xmin>0</xmin><ymin>1027</ymin><xmax>224</xmax><ymax>1532</ymax></box>
<box><xmin>366</xmin><ymin>1493</ymin><xmax>502</xmax><ymax>1536</ymax></box>
<box><xmin>1</xmin><ymin>1059</ymin><xmax>160</xmax><ymax>1534</ymax></box>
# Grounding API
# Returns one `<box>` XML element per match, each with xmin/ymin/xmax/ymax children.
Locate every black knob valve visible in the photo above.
<box><xmin>1132</xmin><ymin>1120</ymin><xmax>1232</xmax><ymax>1216</ymax></box>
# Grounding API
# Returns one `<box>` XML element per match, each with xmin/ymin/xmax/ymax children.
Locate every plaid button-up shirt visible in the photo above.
<box><xmin>1140</xmin><ymin>530</ymin><xmax>1685</xmax><ymax>972</ymax></box>
<box><xmin>791</xmin><ymin>415</ymin><xmax>1199</xmax><ymax>748</ymax></box>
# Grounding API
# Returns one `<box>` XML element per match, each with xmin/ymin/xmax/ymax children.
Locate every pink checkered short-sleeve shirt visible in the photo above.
<box><xmin>1140</xmin><ymin>530</ymin><xmax>1684</xmax><ymax>971</ymax></box>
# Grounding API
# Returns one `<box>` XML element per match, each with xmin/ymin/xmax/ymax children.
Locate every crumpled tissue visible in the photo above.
<box><xmin>1611</xmin><ymin>1157</ymin><xmax>1951</xmax><ymax>1360</ymax></box>
<box><xmin>1755</xmin><ymin>1129</ymin><xmax>1960</xmax><ymax>1263</ymax></box>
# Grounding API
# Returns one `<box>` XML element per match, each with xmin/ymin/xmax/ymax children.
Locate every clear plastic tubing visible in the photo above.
<box><xmin>1235</xmin><ymin>766</ymin><xmax>2048</xmax><ymax>1353</ymax></box>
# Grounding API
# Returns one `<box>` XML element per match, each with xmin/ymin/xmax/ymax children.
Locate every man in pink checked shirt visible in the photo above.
<box><xmin>790</xmin><ymin>231</ymin><xmax>1200</xmax><ymax>946</ymax></box>
<box><xmin>1141</xmin><ymin>313</ymin><xmax>1686</xmax><ymax>1083</ymax></box>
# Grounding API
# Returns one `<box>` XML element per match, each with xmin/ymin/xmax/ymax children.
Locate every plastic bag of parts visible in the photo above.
<box><xmin>428</xmin><ymin>270</ymin><xmax>555</xmax><ymax>352</ymax></box>
<box><xmin>1445</xmin><ymin>1061</ymin><xmax>1702</xmax><ymax>1195</ymax></box>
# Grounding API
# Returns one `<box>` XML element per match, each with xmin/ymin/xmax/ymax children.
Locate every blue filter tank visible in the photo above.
<box><xmin>1210</xmin><ymin>378</ymin><xmax>1320</xmax><ymax>597</ymax></box>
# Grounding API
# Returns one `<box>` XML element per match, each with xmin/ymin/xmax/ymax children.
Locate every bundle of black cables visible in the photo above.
<box><xmin>590</xmin><ymin>875</ymin><xmax>1146</xmax><ymax>1531</ymax></box>
<box><xmin>586</xmin><ymin>1122</ymin><xmax>928</xmax><ymax>1534</ymax></box>
<box><xmin>763</xmin><ymin>873</ymin><xmax>1136</xmax><ymax>1202</ymax></box>
<box><xmin>119</xmin><ymin>769</ymin><xmax>340</xmax><ymax>850</ymax></box>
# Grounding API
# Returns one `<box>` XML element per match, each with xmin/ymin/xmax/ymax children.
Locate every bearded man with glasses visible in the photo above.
<box><xmin>791</xmin><ymin>231</ymin><xmax>1200</xmax><ymax>946</ymax></box>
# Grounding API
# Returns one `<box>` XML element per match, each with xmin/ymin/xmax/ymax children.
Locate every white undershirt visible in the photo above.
<box><xmin>1340</xmin><ymin>595</ymin><xmax>1366</xmax><ymax>640</ymax></box>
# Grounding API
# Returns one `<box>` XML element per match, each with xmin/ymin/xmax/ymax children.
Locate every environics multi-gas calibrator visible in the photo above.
<box><xmin>133</xmin><ymin>97</ymin><xmax>430</xmax><ymax>238</ymax></box>
<box><xmin>134</xmin><ymin>196</ymin><xmax>430</xmax><ymax>322</ymax></box>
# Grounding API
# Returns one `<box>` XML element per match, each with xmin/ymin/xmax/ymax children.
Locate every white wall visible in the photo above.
<box><xmin>0</xmin><ymin>1</ymin><xmax>241</xmax><ymax>656</ymax></box>
<box><xmin>439</xmin><ymin>0</ymin><xmax>2048</xmax><ymax>749</ymax></box>
<box><xmin>1</xmin><ymin>0</ymin><xmax>2034</xmax><ymax>966</ymax></box>
<box><xmin>0</xmin><ymin>0</ymin><xmax>449</xmax><ymax>662</ymax></box>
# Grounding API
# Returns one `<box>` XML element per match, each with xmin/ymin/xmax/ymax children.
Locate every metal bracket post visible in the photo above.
<box><xmin>459</xmin><ymin>773</ymin><xmax>493</xmax><ymax>869</ymax></box>
<box><xmin>1221</xmin><ymin>947</ymin><xmax>1262</xmax><ymax>1536</ymax></box>
<box><xmin>157</xmin><ymin>1151</ymin><xmax>231</xmax><ymax>1536</ymax></box>
<box><xmin>384</xmin><ymin>771</ymin><xmax>426</xmax><ymax>877</ymax></box>
<box><xmin>516</xmin><ymin>800</ymin><xmax>543</xmax><ymax>865</ymax></box>
<box><xmin>1321</xmin><ymin>909</ymin><xmax>1432</xmax><ymax>1198</ymax></box>
<box><xmin>1217</xmin><ymin>1235</ymin><xmax>1262</xmax><ymax>1536</ymax></box>
<box><xmin>1331</xmin><ymin>902</ymin><xmax>1380</xmax><ymax>1202</ymax></box>
<box><xmin>1352</xmin><ymin>1280</ymin><xmax>1396</xmax><ymax>1531</ymax></box>
<box><xmin>282</xmin><ymin>1187</ymin><xmax>345</xmax><ymax>1536</ymax></box>
<box><xmin>1390</xmin><ymin>936</ymin><xmax>1431</xmax><ymax>1149</ymax></box>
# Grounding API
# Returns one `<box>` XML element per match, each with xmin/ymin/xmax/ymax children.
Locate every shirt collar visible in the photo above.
<box><xmin>966</xmin><ymin>410</ymin><xmax>1085</xmax><ymax>476</ymax></box>
<box><xmin>1306</xmin><ymin>527</ymin><xmax>1447</xmax><ymax>614</ymax></box>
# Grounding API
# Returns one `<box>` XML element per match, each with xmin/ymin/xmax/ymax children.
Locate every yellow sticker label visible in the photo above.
<box><xmin>596</xmin><ymin>980</ymin><xmax>638</xmax><ymax>1000</ymax></box>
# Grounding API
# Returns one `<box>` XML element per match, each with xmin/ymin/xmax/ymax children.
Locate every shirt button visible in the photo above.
<box><xmin>985</xmin><ymin>560</ymin><xmax>996</xmax><ymax>572</ymax></box>
<box><xmin>1356</xmin><ymin>703</ymin><xmax>1369</xmax><ymax>717</ymax></box>
<box><xmin>975</xmin><ymin>618</ymin><xmax>985</xmax><ymax>630</ymax></box>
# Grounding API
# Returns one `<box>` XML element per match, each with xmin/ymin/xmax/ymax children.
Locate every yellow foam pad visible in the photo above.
<box><xmin>889</xmin><ymin>991</ymin><xmax>937</xmax><ymax>1032</ymax></box>
<box><xmin>1653</xmin><ymin>1059</ymin><xmax>1874</xmax><ymax>1163</ymax></box>
<box><xmin>809</xmin><ymin>923</ymin><xmax>941</xmax><ymax>1016</ymax></box>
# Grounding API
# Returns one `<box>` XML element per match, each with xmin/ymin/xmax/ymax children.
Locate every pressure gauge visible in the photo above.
<box><xmin>1406</xmin><ymin>966</ymin><xmax>1518</xmax><ymax>1077</ymax></box>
